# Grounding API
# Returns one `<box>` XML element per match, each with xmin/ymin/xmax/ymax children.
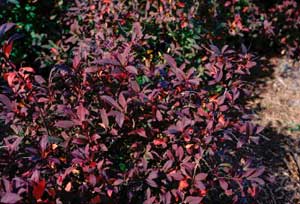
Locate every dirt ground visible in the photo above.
<box><xmin>248</xmin><ymin>56</ymin><xmax>300</xmax><ymax>204</ymax></box>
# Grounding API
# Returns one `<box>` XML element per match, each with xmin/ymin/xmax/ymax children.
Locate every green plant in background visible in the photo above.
<box><xmin>0</xmin><ymin>0</ymin><xmax>67</xmax><ymax>68</ymax></box>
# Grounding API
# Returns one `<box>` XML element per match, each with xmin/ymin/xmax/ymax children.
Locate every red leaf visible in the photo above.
<box><xmin>4</xmin><ymin>72</ymin><xmax>16</xmax><ymax>87</ymax></box>
<box><xmin>177</xmin><ymin>2</ymin><xmax>185</xmax><ymax>8</ymax></box>
<box><xmin>3</xmin><ymin>41</ymin><xmax>13</xmax><ymax>58</ymax></box>
<box><xmin>153</xmin><ymin>138</ymin><xmax>165</xmax><ymax>146</ymax></box>
<box><xmin>65</xmin><ymin>182</ymin><xmax>72</xmax><ymax>192</ymax></box>
<box><xmin>129</xmin><ymin>128</ymin><xmax>147</xmax><ymax>138</ymax></box>
<box><xmin>19</xmin><ymin>67</ymin><xmax>35</xmax><ymax>73</ymax></box>
<box><xmin>107</xmin><ymin>189</ymin><xmax>113</xmax><ymax>197</ymax></box>
<box><xmin>179</xmin><ymin>179</ymin><xmax>189</xmax><ymax>190</ymax></box>
<box><xmin>33</xmin><ymin>179</ymin><xmax>46</xmax><ymax>200</ymax></box>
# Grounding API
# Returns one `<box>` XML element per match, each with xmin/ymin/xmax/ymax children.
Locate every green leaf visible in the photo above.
<box><xmin>119</xmin><ymin>163</ymin><xmax>127</xmax><ymax>172</ymax></box>
<box><xmin>7</xmin><ymin>0</ymin><xmax>19</xmax><ymax>5</ymax></box>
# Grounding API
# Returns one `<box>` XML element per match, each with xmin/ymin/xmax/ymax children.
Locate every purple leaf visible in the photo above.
<box><xmin>130</xmin><ymin>80</ymin><xmax>140</xmax><ymax>92</ymax></box>
<box><xmin>34</xmin><ymin>75</ymin><xmax>46</xmax><ymax>84</ymax></box>
<box><xmin>164</xmin><ymin>54</ymin><xmax>177</xmax><ymax>69</ymax></box>
<box><xmin>40</xmin><ymin>135</ymin><xmax>48</xmax><ymax>152</ymax></box>
<box><xmin>72</xmin><ymin>55</ymin><xmax>81</xmax><ymax>70</ymax></box>
<box><xmin>76</xmin><ymin>103</ymin><xmax>89</xmax><ymax>122</ymax></box>
<box><xmin>185</xmin><ymin>196</ymin><xmax>203</xmax><ymax>204</ymax></box>
<box><xmin>113</xmin><ymin>179</ymin><xmax>123</xmax><ymax>186</ymax></box>
<box><xmin>101</xmin><ymin>95</ymin><xmax>123</xmax><ymax>112</ymax></box>
<box><xmin>219</xmin><ymin>179</ymin><xmax>228</xmax><ymax>191</ymax></box>
<box><xmin>0</xmin><ymin>94</ymin><xmax>12</xmax><ymax>111</ymax></box>
<box><xmin>162</xmin><ymin>160</ymin><xmax>173</xmax><ymax>171</ymax></box>
<box><xmin>0</xmin><ymin>23</ymin><xmax>15</xmax><ymax>38</ymax></box>
<box><xmin>98</xmin><ymin>58</ymin><xmax>120</xmax><ymax>66</ymax></box>
<box><xmin>100</xmin><ymin>109</ymin><xmax>109</xmax><ymax>128</ymax></box>
<box><xmin>249</xmin><ymin>167</ymin><xmax>265</xmax><ymax>178</ymax></box>
<box><xmin>125</xmin><ymin>66</ymin><xmax>138</xmax><ymax>75</ymax></box>
<box><xmin>1</xmin><ymin>192</ymin><xmax>22</xmax><ymax>204</ymax></box>
<box><xmin>156</xmin><ymin>110</ymin><xmax>163</xmax><ymax>121</ymax></box>
<box><xmin>54</xmin><ymin>120</ymin><xmax>75</xmax><ymax>129</ymax></box>
<box><xmin>115</xmin><ymin>112</ymin><xmax>125</xmax><ymax>128</ymax></box>
<box><xmin>118</xmin><ymin>93</ymin><xmax>127</xmax><ymax>110</ymax></box>
<box><xmin>195</xmin><ymin>173</ymin><xmax>208</xmax><ymax>181</ymax></box>
<box><xmin>143</xmin><ymin>196</ymin><xmax>156</xmax><ymax>204</ymax></box>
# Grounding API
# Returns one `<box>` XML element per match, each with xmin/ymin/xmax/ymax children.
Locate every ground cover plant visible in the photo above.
<box><xmin>0</xmin><ymin>0</ymin><xmax>300</xmax><ymax>204</ymax></box>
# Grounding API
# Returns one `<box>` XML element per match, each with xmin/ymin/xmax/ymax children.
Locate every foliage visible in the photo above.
<box><xmin>0</xmin><ymin>0</ymin><xmax>68</xmax><ymax>68</ymax></box>
<box><xmin>0</xmin><ymin>17</ymin><xmax>263</xmax><ymax>204</ymax></box>
<box><xmin>2</xmin><ymin>0</ymin><xmax>300</xmax><ymax>203</ymax></box>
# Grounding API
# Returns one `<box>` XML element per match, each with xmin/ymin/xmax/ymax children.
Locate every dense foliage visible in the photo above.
<box><xmin>0</xmin><ymin>0</ymin><xmax>299</xmax><ymax>204</ymax></box>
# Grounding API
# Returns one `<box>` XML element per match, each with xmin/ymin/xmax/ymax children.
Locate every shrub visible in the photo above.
<box><xmin>0</xmin><ymin>15</ymin><xmax>264</xmax><ymax>204</ymax></box>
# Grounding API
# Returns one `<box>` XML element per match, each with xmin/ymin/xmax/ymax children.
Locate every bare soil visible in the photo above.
<box><xmin>249</xmin><ymin>57</ymin><xmax>300</xmax><ymax>204</ymax></box>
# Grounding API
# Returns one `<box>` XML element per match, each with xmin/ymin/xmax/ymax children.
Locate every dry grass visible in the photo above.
<box><xmin>248</xmin><ymin>56</ymin><xmax>300</xmax><ymax>204</ymax></box>
<box><xmin>251</xmin><ymin>57</ymin><xmax>300</xmax><ymax>135</ymax></box>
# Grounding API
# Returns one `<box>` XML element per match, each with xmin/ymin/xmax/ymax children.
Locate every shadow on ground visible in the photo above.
<box><xmin>247</xmin><ymin>55</ymin><xmax>300</xmax><ymax>204</ymax></box>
